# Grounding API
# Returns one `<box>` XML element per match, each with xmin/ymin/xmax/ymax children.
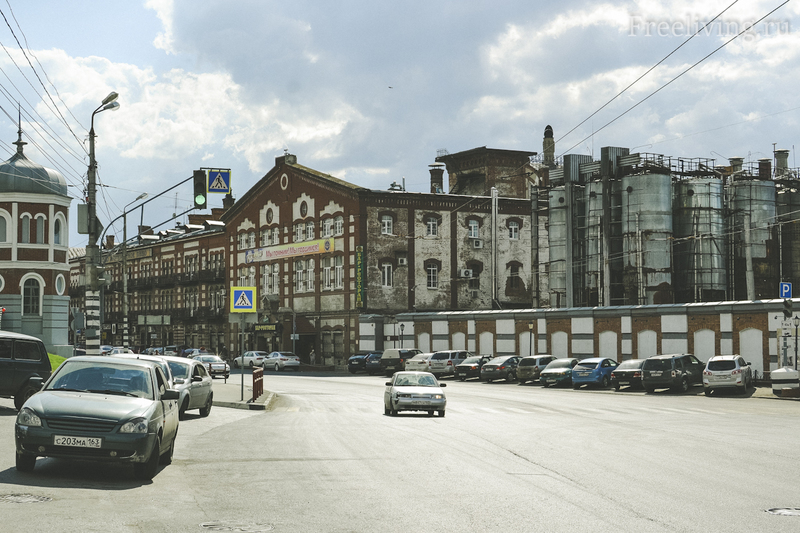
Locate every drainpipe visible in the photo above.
<box><xmin>491</xmin><ymin>187</ymin><xmax>498</xmax><ymax>306</ymax></box>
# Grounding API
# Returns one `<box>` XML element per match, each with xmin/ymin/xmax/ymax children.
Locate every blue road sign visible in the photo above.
<box><xmin>208</xmin><ymin>169</ymin><xmax>231</xmax><ymax>194</ymax></box>
<box><xmin>780</xmin><ymin>282</ymin><xmax>792</xmax><ymax>299</ymax></box>
<box><xmin>230</xmin><ymin>286</ymin><xmax>256</xmax><ymax>313</ymax></box>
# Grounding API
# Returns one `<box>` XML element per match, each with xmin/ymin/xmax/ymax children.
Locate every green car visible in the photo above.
<box><xmin>539</xmin><ymin>358</ymin><xmax>579</xmax><ymax>387</ymax></box>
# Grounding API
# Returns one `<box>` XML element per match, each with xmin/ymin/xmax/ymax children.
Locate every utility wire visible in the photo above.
<box><xmin>558</xmin><ymin>0</ymin><xmax>793</xmax><ymax>157</ymax></box>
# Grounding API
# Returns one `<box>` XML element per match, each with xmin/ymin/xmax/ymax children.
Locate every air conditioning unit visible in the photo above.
<box><xmin>460</xmin><ymin>269</ymin><xmax>473</xmax><ymax>278</ymax></box>
<box><xmin>473</xmin><ymin>239</ymin><xmax>484</xmax><ymax>249</ymax></box>
<box><xmin>398</xmin><ymin>257</ymin><xmax>407</xmax><ymax>266</ymax></box>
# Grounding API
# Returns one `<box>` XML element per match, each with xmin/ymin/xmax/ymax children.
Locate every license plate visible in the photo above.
<box><xmin>650</xmin><ymin>371</ymin><xmax>662</xmax><ymax>377</ymax></box>
<box><xmin>546</xmin><ymin>379</ymin><xmax>556</xmax><ymax>383</ymax></box>
<box><xmin>618</xmin><ymin>381</ymin><xmax>630</xmax><ymax>385</ymax></box>
<box><xmin>54</xmin><ymin>435</ymin><xmax>102</xmax><ymax>448</ymax></box>
<box><xmin>412</xmin><ymin>401</ymin><xmax>429</xmax><ymax>405</ymax></box>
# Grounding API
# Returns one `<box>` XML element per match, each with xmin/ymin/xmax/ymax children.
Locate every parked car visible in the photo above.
<box><xmin>572</xmin><ymin>357</ymin><xmax>619</xmax><ymax>389</ymax></box>
<box><xmin>454</xmin><ymin>355</ymin><xmax>492</xmax><ymax>381</ymax></box>
<box><xmin>160</xmin><ymin>355</ymin><xmax>214</xmax><ymax>419</ymax></box>
<box><xmin>364</xmin><ymin>352</ymin><xmax>383</xmax><ymax>375</ymax></box>
<box><xmin>233</xmin><ymin>351</ymin><xmax>267</xmax><ymax>369</ymax></box>
<box><xmin>539</xmin><ymin>358</ymin><xmax>579</xmax><ymax>387</ymax></box>
<box><xmin>186</xmin><ymin>348</ymin><xmax>212</xmax><ymax>358</ymax></box>
<box><xmin>481</xmin><ymin>356</ymin><xmax>520</xmax><ymax>383</ymax></box>
<box><xmin>0</xmin><ymin>331</ymin><xmax>52</xmax><ymax>410</ymax></box>
<box><xmin>379</xmin><ymin>348</ymin><xmax>422</xmax><ymax>377</ymax></box>
<box><xmin>109</xmin><ymin>347</ymin><xmax>136</xmax><ymax>355</ymax></box>
<box><xmin>100</xmin><ymin>345</ymin><xmax>114</xmax><ymax>355</ymax></box>
<box><xmin>193</xmin><ymin>355</ymin><xmax>230</xmax><ymax>379</ymax></box>
<box><xmin>610</xmin><ymin>359</ymin><xmax>646</xmax><ymax>391</ymax></box>
<box><xmin>163</xmin><ymin>345</ymin><xmax>179</xmax><ymax>356</ymax></box>
<box><xmin>517</xmin><ymin>355</ymin><xmax>556</xmax><ymax>384</ymax></box>
<box><xmin>429</xmin><ymin>350</ymin><xmax>472</xmax><ymax>378</ymax></box>
<box><xmin>642</xmin><ymin>354</ymin><xmax>705</xmax><ymax>393</ymax></box>
<box><xmin>383</xmin><ymin>371</ymin><xmax>447</xmax><ymax>417</ymax></box>
<box><xmin>347</xmin><ymin>353</ymin><xmax>371</xmax><ymax>374</ymax></box>
<box><xmin>703</xmin><ymin>355</ymin><xmax>752</xmax><ymax>395</ymax></box>
<box><xmin>404</xmin><ymin>353</ymin><xmax>434</xmax><ymax>372</ymax></box>
<box><xmin>14</xmin><ymin>355</ymin><xmax>180</xmax><ymax>480</ymax></box>
<box><xmin>264</xmin><ymin>351</ymin><xmax>301</xmax><ymax>371</ymax></box>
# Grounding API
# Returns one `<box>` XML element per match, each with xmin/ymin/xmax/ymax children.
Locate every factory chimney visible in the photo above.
<box><xmin>429</xmin><ymin>164</ymin><xmax>445</xmax><ymax>193</ymax></box>
<box><xmin>543</xmin><ymin>125</ymin><xmax>555</xmax><ymax>168</ymax></box>
<box><xmin>775</xmin><ymin>149</ymin><xmax>790</xmax><ymax>177</ymax></box>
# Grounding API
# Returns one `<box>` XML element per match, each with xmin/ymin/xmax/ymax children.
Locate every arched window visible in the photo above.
<box><xmin>0</xmin><ymin>216</ymin><xmax>6</xmax><ymax>242</ymax></box>
<box><xmin>21</xmin><ymin>215</ymin><xmax>30</xmax><ymax>243</ymax></box>
<box><xmin>381</xmin><ymin>261</ymin><xmax>393</xmax><ymax>287</ymax></box>
<box><xmin>54</xmin><ymin>218</ymin><xmax>62</xmax><ymax>245</ymax></box>
<box><xmin>334</xmin><ymin>216</ymin><xmax>344</xmax><ymax>236</ymax></box>
<box><xmin>23</xmin><ymin>278</ymin><xmax>40</xmax><ymax>314</ymax></box>
<box><xmin>35</xmin><ymin>215</ymin><xmax>45</xmax><ymax>243</ymax></box>
<box><xmin>425</xmin><ymin>260</ymin><xmax>440</xmax><ymax>289</ymax></box>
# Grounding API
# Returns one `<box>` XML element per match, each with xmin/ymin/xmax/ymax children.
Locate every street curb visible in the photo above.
<box><xmin>213</xmin><ymin>391</ymin><xmax>274</xmax><ymax>411</ymax></box>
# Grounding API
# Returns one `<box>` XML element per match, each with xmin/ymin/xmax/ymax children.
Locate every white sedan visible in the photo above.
<box><xmin>233</xmin><ymin>351</ymin><xmax>268</xmax><ymax>368</ymax></box>
<box><xmin>384</xmin><ymin>371</ymin><xmax>447</xmax><ymax>417</ymax></box>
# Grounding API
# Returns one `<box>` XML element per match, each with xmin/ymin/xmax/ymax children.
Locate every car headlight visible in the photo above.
<box><xmin>16</xmin><ymin>408</ymin><xmax>42</xmax><ymax>427</ymax></box>
<box><xmin>120</xmin><ymin>417</ymin><xmax>149</xmax><ymax>434</ymax></box>
<box><xmin>396</xmin><ymin>393</ymin><xmax>412</xmax><ymax>398</ymax></box>
<box><xmin>433</xmin><ymin>394</ymin><xmax>443</xmax><ymax>399</ymax></box>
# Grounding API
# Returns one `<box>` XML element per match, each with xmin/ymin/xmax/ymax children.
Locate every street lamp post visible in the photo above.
<box><xmin>85</xmin><ymin>92</ymin><xmax>120</xmax><ymax>356</ymax></box>
<box><xmin>122</xmin><ymin>193</ymin><xmax>148</xmax><ymax>349</ymax></box>
<box><xmin>400</xmin><ymin>323</ymin><xmax>405</xmax><ymax>348</ymax></box>
<box><xmin>528</xmin><ymin>321</ymin><xmax>534</xmax><ymax>357</ymax></box>
<box><xmin>794</xmin><ymin>316</ymin><xmax>799</xmax><ymax>370</ymax></box>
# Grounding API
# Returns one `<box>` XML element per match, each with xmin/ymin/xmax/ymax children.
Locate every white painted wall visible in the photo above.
<box><xmin>598</xmin><ymin>331</ymin><xmax>617</xmax><ymax>359</ymax></box>
<box><xmin>551</xmin><ymin>331</ymin><xmax>568</xmax><ymax>357</ymax></box>
<box><xmin>638</xmin><ymin>330</ymin><xmax>657</xmax><ymax>357</ymax></box>
<box><xmin>693</xmin><ymin>329</ymin><xmax>715</xmax><ymax>359</ymax></box>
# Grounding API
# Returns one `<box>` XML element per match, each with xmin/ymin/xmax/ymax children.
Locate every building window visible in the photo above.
<box><xmin>23</xmin><ymin>278</ymin><xmax>40</xmax><ymax>315</ymax></box>
<box><xmin>508</xmin><ymin>221</ymin><xmax>520</xmax><ymax>240</ymax></box>
<box><xmin>0</xmin><ymin>216</ymin><xmax>6</xmax><ymax>242</ymax></box>
<box><xmin>426</xmin><ymin>216</ymin><xmax>438</xmax><ymax>237</ymax></box>
<box><xmin>322</xmin><ymin>257</ymin><xmax>332</xmax><ymax>289</ymax></box>
<box><xmin>295</xmin><ymin>223</ymin><xmax>304</xmax><ymax>242</ymax></box>
<box><xmin>426</xmin><ymin>263</ymin><xmax>439</xmax><ymax>289</ymax></box>
<box><xmin>271</xmin><ymin>263</ymin><xmax>280</xmax><ymax>294</ymax></box>
<box><xmin>237</xmin><ymin>233</ymin><xmax>246</xmax><ymax>249</ymax></box>
<box><xmin>322</xmin><ymin>218</ymin><xmax>333</xmax><ymax>238</ymax></box>
<box><xmin>381</xmin><ymin>215</ymin><xmax>393</xmax><ymax>235</ymax></box>
<box><xmin>468</xmin><ymin>219</ymin><xmax>480</xmax><ymax>238</ymax></box>
<box><xmin>272</xmin><ymin>227</ymin><xmax>280</xmax><ymax>245</ymax></box>
<box><xmin>509</xmin><ymin>265</ymin><xmax>520</xmax><ymax>289</ymax></box>
<box><xmin>35</xmin><ymin>215</ymin><xmax>45</xmax><ymax>244</ymax></box>
<box><xmin>300</xmin><ymin>201</ymin><xmax>308</xmax><ymax>217</ymax></box>
<box><xmin>261</xmin><ymin>264</ymin><xmax>269</xmax><ymax>293</ymax></box>
<box><xmin>260</xmin><ymin>229</ymin><xmax>270</xmax><ymax>247</ymax></box>
<box><xmin>306</xmin><ymin>259</ymin><xmax>315</xmax><ymax>291</ymax></box>
<box><xmin>334</xmin><ymin>255</ymin><xmax>344</xmax><ymax>288</ymax></box>
<box><xmin>306</xmin><ymin>221</ymin><xmax>315</xmax><ymax>240</ymax></box>
<box><xmin>21</xmin><ymin>215</ymin><xmax>30</xmax><ymax>243</ymax></box>
<box><xmin>467</xmin><ymin>263</ymin><xmax>483</xmax><ymax>291</ymax></box>
<box><xmin>295</xmin><ymin>260</ymin><xmax>305</xmax><ymax>292</ymax></box>
<box><xmin>54</xmin><ymin>219</ymin><xmax>62</xmax><ymax>245</ymax></box>
<box><xmin>335</xmin><ymin>216</ymin><xmax>344</xmax><ymax>236</ymax></box>
<box><xmin>381</xmin><ymin>262</ymin><xmax>393</xmax><ymax>287</ymax></box>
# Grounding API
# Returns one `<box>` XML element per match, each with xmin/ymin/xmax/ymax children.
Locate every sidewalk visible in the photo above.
<box><xmin>210</xmin><ymin>372</ymin><xmax>274</xmax><ymax>411</ymax></box>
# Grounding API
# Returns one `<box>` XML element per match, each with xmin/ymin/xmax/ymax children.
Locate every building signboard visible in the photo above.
<box><xmin>355</xmin><ymin>245</ymin><xmax>365</xmax><ymax>308</ymax></box>
<box><xmin>244</xmin><ymin>238</ymin><xmax>334</xmax><ymax>264</ymax></box>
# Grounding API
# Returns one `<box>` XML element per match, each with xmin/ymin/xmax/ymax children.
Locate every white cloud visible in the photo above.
<box><xmin>145</xmin><ymin>0</ymin><xmax>177</xmax><ymax>54</ymax></box>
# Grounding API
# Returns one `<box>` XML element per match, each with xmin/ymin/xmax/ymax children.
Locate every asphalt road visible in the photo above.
<box><xmin>0</xmin><ymin>373</ymin><xmax>798</xmax><ymax>533</ymax></box>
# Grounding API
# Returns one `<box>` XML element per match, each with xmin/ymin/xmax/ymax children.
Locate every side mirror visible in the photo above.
<box><xmin>162</xmin><ymin>389</ymin><xmax>180</xmax><ymax>401</ymax></box>
<box><xmin>439</xmin><ymin>383</ymin><xmax>447</xmax><ymax>387</ymax></box>
<box><xmin>385</xmin><ymin>381</ymin><xmax>392</xmax><ymax>386</ymax></box>
<box><xmin>29</xmin><ymin>376</ymin><xmax>44</xmax><ymax>391</ymax></box>
<box><xmin>192</xmin><ymin>375</ymin><xmax>203</xmax><ymax>382</ymax></box>
<box><xmin>746</xmin><ymin>362</ymin><xmax>752</xmax><ymax>366</ymax></box>
<box><xmin>174</xmin><ymin>378</ymin><xmax>185</xmax><ymax>385</ymax></box>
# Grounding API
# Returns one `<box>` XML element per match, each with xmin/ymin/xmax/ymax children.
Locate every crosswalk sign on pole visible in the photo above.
<box><xmin>230</xmin><ymin>286</ymin><xmax>257</xmax><ymax>313</ymax></box>
<box><xmin>208</xmin><ymin>169</ymin><xmax>231</xmax><ymax>194</ymax></box>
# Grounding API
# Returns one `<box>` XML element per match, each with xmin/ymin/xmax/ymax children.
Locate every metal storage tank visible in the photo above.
<box><xmin>673</xmin><ymin>178</ymin><xmax>727</xmax><ymax>302</ymax></box>
<box><xmin>728</xmin><ymin>178</ymin><xmax>777</xmax><ymax>300</ymax></box>
<box><xmin>548</xmin><ymin>186</ymin><xmax>567</xmax><ymax>307</ymax></box>
<box><xmin>622</xmin><ymin>172</ymin><xmax>673</xmax><ymax>305</ymax></box>
<box><xmin>584</xmin><ymin>180</ymin><xmax>603</xmax><ymax>305</ymax></box>
<box><xmin>777</xmin><ymin>184</ymin><xmax>800</xmax><ymax>284</ymax></box>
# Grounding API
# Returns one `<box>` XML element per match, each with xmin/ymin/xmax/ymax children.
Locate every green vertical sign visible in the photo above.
<box><xmin>355</xmin><ymin>246</ymin><xmax>365</xmax><ymax>308</ymax></box>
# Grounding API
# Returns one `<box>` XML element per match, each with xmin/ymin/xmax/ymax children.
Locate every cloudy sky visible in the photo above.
<box><xmin>3</xmin><ymin>0</ymin><xmax>799</xmax><ymax>247</ymax></box>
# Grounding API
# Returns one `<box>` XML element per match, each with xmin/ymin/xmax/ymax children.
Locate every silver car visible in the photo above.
<box><xmin>264</xmin><ymin>351</ymin><xmax>301</xmax><ymax>371</ymax></box>
<box><xmin>703</xmin><ymin>355</ymin><xmax>752</xmax><ymax>395</ymax></box>
<box><xmin>384</xmin><ymin>371</ymin><xmax>447</xmax><ymax>417</ymax></box>
<box><xmin>161</xmin><ymin>356</ymin><xmax>214</xmax><ymax>419</ymax></box>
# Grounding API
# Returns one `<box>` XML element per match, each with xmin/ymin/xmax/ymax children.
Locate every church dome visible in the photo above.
<box><xmin>0</xmin><ymin>133</ymin><xmax>69</xmax><ymax>197</ymax></box>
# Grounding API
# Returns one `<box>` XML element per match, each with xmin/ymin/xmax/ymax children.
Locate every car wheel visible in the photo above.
<box><xmin>459</xmin><ymin>376</ymin><xmax>466</xmax><ymax>382</ymax></box>
<box><xmin>704</xmin><ymin>388</ymin><xmax>712</xmax><ymax>396</ymax></box>
<box><xmin>199</xmin><ymin>393</ymin><xmax>213</xmax><ymax>417</ymax></box>
<box><xmin>248</xmin><ymin>361</ymin><xmax>254</xmax><ymax>368</ymax></box>
<box><xmin>485</xmin><ymin>378</ymin><xmax>492</xmax><ymax>383</ymax></box>
<box><xmin>644</xmin><ymin>386</ymin><xmax>655</xmax><ymax>394</ymax></box>
<box><xmin>233</xmin><ymin>360</ymin><xmax>240</xmax><ymax>369</ymax></box>
<box><xmin>179</xmin><ymin>398</ymin><xmax>189</xmax><ymax>421</ymax></box>
<box><xmin>614</xmin><ymin>383</ymin><xmax>620</xmax><ymax>392</ymax></box>
<box><xmin>680</xmin><ymin>377</ymin><xmax>689</xmax><ymax>393</ymax></box>
<box><xmin>573</xmin><ymin>383</ymin><xmax>580</xmax><ymax>390</ymax></box>
<box><xmin>160</xmin><ymin>432</ymin><xmax>176</xmax><ymax>465</ymax></box>
<box><xmin>427</xmin><ymin>411</ymin><xmax>434</xmax><ymax>417</ymax></box>
<box><xmin>384</xmin><ymin>405</ymin><xmax>391</xmax><ymax>416</ymax></box>
<box><xmin>507</xmin><ymin>371</ymin><xmax>515</xmax><ymax>383</ymax></box>
<box><xmin>134</xmin><ymin>437</ymin><xmax>161</xmax><ymax>481</ymax></box>
<box><xmin>601</xmin><ymin>375</ymin><xmax>610</xmax><ymax>388</ymax></box>
<box><xmin>275</xmin><ymin>363</ymin><xmax>280</xmax><ymax>372</ymax></box>
<box><xmin>438</xmin><ymin>410</ymin><xmax>445</xmax><ymax>418</ymax></box>
<box><xmin>15</xmin><ymin>452</ymin><xmax>36</xmax><ymax>473</ymax></box>
<box><xmin>14</xmin><ymin>384</ymin><xmax>39</xmax><ymax>411</ymax></box>
<box><xmin>349</xmin><ymin>369</ymin><xmax>356</xmax><ymax>374</ymax></box>
<box><xmin>542</xmin><ymin>382</ymin><xmax>549</xmax><ymax>388</ymax></box>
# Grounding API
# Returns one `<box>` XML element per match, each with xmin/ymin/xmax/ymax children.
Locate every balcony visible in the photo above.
<box><xmin>156</xmin><ymin>274</ymin><xmax>177</xmax><ymax>288</ymax></box>
<box><xmin>197</xmin><ymin>306</ymin><xmax>226</xmax><ymax>320</ymax></box>
<box><xmin>178</xmin><ymin>271</ymin><xmax>200</xmax><ymax>285</ymax></box>
<box><xmin>199</xmin><ymin>268</ymin><xmax>226</xmax><ymax>282</ymax></box>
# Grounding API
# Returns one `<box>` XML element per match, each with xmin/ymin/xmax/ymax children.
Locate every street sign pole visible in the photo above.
<box><xmin>240</xmin><ymin>313</ymin><xmax>246</xmax><ymax>402</ymax></box>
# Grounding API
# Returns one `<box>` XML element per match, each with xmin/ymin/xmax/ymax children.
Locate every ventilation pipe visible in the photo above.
<box><xmin>775</xmin><ymin>149</ymin><xmax>790</xmax><ymax>177</ymax></box>
<box><xmin>429</xmin><ymin>164</ymin><xmax>445</xmax><ymax>193</ymax></box>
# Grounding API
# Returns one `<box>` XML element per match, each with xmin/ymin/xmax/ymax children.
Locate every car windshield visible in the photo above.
<box><xmin>616</xmin><ymin>359</ymin><xmax>645</xmax><ymax>370</ymax></box>
<box><xmin>167</xmin><ymin>360</ymin><xmax>191</xmax><ymax>379</ymax></box>
<box><xmin>198</xmin><ymin>356</ymin><xmax>223</xmax><ymax>362</ymax></box>
<box><xmin>394</xmin><ymin>374</ymin><xmax>438</xmax><ymax>387</ymax></box>
<box><xmin>409</xmin><ymin>354</ymin><xmax>430</xmax><ymax>361</ymax></box>
<box><xmin>368</xmin><ymin>354</ymin><xmax>382</xmax><ymax>361</ymax></box>
<box><xmin>576</xmin><ymin>361</ymin><xmax>598</xmax><ymax>369</ymax></box>
<box><xmin>708</xmin><ymin>360</ymin><xmax>737</xmax><ymax>371</ymax></box>
<box><xmin>546</xmin><ymin>359</ymin><xmax>573</xmax><ymax>369</ymax></box>
<box><xmin>518</xmin><ymin>358</ymin><xmax>537</xmax><ymax>367</ymax></box>
<box><xmin>461</xmin><ymin>356</ymin><xmax>481</xmax><ymax>364</ymax></box>
<box><xmin>48</xmin><ymin>361</ymin><xmax>153</xmax><ymax>399</ymax></box>
<box><xmin>643</xmin><ymin>359</ymin><xmax>672</xmax><ymax>371</ymax></box>
<box><xmin>432</xmin><ymin>352</ymin><xmax>452</xmax><ymax>360</ymax></box>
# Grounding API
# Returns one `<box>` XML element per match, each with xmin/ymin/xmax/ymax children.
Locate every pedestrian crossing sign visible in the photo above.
<box><xmin>230</xmin><ymin>286</ymin><xmax>257</xmax><ymax>313</ymax></box>
<box><xmin>208</xmin><ymin>169</ymin><xmax>231</xmax><ymax>194</ymax></box>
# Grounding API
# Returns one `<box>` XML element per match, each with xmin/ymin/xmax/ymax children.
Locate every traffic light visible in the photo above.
<box><xmin>193</xmin><ymin>170</ymin><xmax>207</xmax><ymax>209</ymax></box>
<box><xmin>784</xmin><ymin>299</ymin><xmax>793</xmax><ymax>319</ymax></box>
